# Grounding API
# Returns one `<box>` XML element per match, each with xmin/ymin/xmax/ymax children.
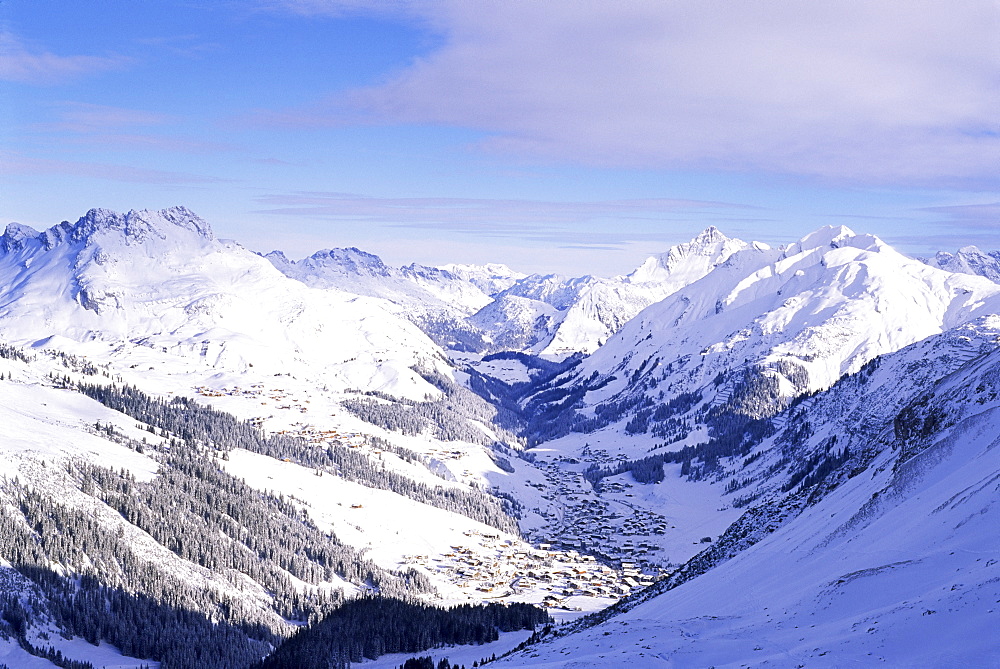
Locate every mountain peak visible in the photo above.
<box><xmin>931</xmin><ymin>245</ymin><xmax>1000</xmax><ymax>284</ymax></box>
<box><xmin>67</xmin><ymin>206</ymin><xmax>215</xmax><ymax>245</ymax></box>
<box><xmin>795</xmin><ymin>224</ymin><xmax>856</xmax><ymax>250</ymax></box>
<box><xmin>302</xmin><ymin>247</ymin><xmax>391</xmax><ymax>277</ymax></box>
<box><xmin>627</xmin><ymin>227</ymin><xmax>751</xmax><ymax>285</ymax></box>
<box><xmin>0</xmin><ymin>222</ymin><xmax>41</xmax><ymax>252</ymax></box>
<box><xmin>783</xmin><ymin>225</ymin><xmax>890</xmax><ymax>259</ymax></box>
<box><xmin>436</xmin><ymin>262</ymin><xmax>525</xmax><ymax>296</ymax></box>
<box><xmin>691</xmin><ymin>226</ymin><xmax>728</xmax><ymax>246</ymax></box>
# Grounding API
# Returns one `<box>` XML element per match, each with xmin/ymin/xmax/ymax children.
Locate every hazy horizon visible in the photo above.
<box><xmin>3</xmin><ymin>1</ymin><xmax>997</xmax><ymax>275</ymax></box>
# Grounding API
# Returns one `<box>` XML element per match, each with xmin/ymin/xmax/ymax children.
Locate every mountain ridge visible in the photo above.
<box><xmin>0</xmin><ymin>206</ymin><xmax>998</xmax><ymax>668</ymax></box>
<box><xmin>513</xmin><ymin>225</ymin><xmax>1000</xmax><ymax>466</ymax></box>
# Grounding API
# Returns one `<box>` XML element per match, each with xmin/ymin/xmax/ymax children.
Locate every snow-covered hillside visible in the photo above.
<box><xmin>470</xmin><ymin>227</ymin><xmax>752</xmax><ymax>355</ymax></box>
<box><xmin>1</xmin><ymin>207</ymin><xmax>998</xmax><ymax>668</ymax></box>
<box><xmin>521</xmin><ymin>225</ymin><xmax>1000</xmax><ymax>454</ymax></box>
<box><xmin>494</xmin><ymin>317</ymin><xmax>1000</xmax><ymax>667</ymax></box>
<box><xmin>925</xmin><ymin>244</ymin><xmax>1000</xmax><ymax>284</ymax></box>
<box><xmin>0</xmin><ymin>207</ymin><xmax>451</xmax><ymax>400</ymax></box>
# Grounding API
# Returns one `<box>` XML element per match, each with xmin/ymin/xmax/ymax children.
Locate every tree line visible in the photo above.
<box><xmin>74</xmin><ymin>380</ymin><xmax>519</xmax><ymax>534</ymax></box>
<box><xmin>257</xmin><ymin>598</ymin><xmax>549</xmax><ymax>669</ymax></box>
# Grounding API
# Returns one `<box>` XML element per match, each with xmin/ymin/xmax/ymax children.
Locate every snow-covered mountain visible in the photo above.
<box><xmin>470</xmin><ymin>227</ymin><xmax>752</xmax><ymax>355</ymax></box>
<box><xmin>0</xmin><ymin>207</ymin><xmax>449</xmax><ymax>399</ymax></box>
<box><xmin>0</xmin><ymin>208</ymin><xmax>551</xmax><ymax>667</ymax></box>
<box><xmin>1</xmin><ymin>207</ymin><xmax>999</xmax><ymax>668</ymax></box>
<box><xmin>495</xmin><ymin>316</ymin><xmax>1000</xmax><ymax>667</ymax></box>
<box><xmin>521</xmin><ymin>225</ymin><xmax>1000</xmax><ymax>451</ymax></box>
<box><xmin>925</xmin><ymin>244</ymin><xmax>1000</xmax><ymax>284</ymax></box>
<box><xmin>265</xmin><ymin>247</ymin><xmax>499</xmax><ymax>314</ymax></box>
<box><xmin>265</xmin><ymin>248</ymin><xmax>532</xmax><ymax>352</ymax></box>
<box><xmin>263</xmin><ymin>227</ymin><xmax>752</xmax><ymax>357</ymax></box>
<box><xmin>546</xmin><ymin>227</ymin><xmax>755</xmax><ymax>355</ymax></box>
<box><xmin>437</xmin><ymin>261</ymin><xmax>526</xmax><ymax>295</ymax></box>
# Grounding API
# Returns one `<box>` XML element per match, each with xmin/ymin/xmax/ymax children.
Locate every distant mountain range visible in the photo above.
<box><xmin>0</xmin><ymin>206</ymin><xmax>997</xmax><ymax>668</ymax></box>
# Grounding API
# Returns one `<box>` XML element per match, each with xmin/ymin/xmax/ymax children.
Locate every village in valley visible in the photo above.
<box><xmin>403</xmin><ymin>530</ymin><xmax>661</xmax><ymax>612</ymax></box>
<box><xmin>193</xmin><ymin>382</ymin><xmax>674</xmax><ymax>613</ymax></box>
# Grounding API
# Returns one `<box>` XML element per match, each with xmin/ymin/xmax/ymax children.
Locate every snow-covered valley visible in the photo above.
<box><xmin>0</xmin><ymin>207</ymin><xmax>997</xmax><ymax>668</ymax></box>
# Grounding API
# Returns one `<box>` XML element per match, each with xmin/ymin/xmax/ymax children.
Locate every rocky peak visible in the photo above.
<box><xmin>66</xmin><ymin>206</ymin><xmax>215</xmax><ymax>245</ymax></box>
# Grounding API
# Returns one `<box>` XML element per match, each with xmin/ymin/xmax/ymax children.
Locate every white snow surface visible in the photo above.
<box><xmin>221</xmin><ymin>448</ymin><xmax>512</xmax><ymax>586</ymax></box>
<box><xmin>496</xmin><ymin>322</ymin><xmax>1000</xmax><ymax>667</ymax></box>
<box><xmin>559</xmin><ymin>225</ymin><xmax>1000</xmax><ymax>423</ymax></box>
<box><xmin>0</xmin><ymin>207</ymin><xmax>449</xmax><ymax>401</ymax></box>
<box><xmin>355</xmin><ymin>629</ymin><xmax>534</xmax><ymax>669</ymax></box>
<box><xmin>1</xmin><ymin>209</ymin><xmax>1000</xmax><ymax>666</ymax></box>
<box><xmin>471</xmin><ymin>227</ymin><xmax>753</xmax><ymax>355</ymax></box>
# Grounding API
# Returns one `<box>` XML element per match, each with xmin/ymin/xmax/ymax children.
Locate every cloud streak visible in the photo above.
<box><xmin>254</xmin><ymin>191</ymin><xmax>766</xmax><ymax>249</ymax></box>
<box><xmin>34</xmin><ymin>103</ymin><xmax>236</xmax><ymax>154</ymax></box>
<box><xmin>1</xmin><ymin>153</ymin><xmax>228</xmax><ymax>185</ymax></box>
<box><xmin>259</xmin><ymin>1</ymin><xmax>1000</xmax><ymax>188</ymax></box>
<box><xmin>921</xmin><ymin>202</ymin><xmax>1000</xmax><ymax>230</ymax></box>
<box><xmin>41</xmin><ymin>102</ymin><xmax>173</xmax><ymax>133</ymax></box>
<box><xmin>0</xmin><ymin>32</ymin><xmax>128</xmax><ymax>84</ymax></box>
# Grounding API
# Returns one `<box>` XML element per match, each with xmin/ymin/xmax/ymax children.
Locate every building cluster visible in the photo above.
<box><xmin>192</xmin><ymin>383</ymin><xmax>673</xmax><ymax>594</ymax></box>
<box><xmin>281</xmin><ymin>422</ymin><xmax>366</xmax><ymax>448</ymax></box>
<box><xmin>405</xmin><ymin>530</ymin><xmax>660</xmax><ymax>610</ymax></box>
<box><xmin>194</xmin><ymin>383</ymin><xmax>311</xmax><ymax>414</ymax></box>
<box><xmin>527</xmin><ymin>456</ymin><xmax>673</xmax><ymax>569</ymax></box>
<box><xmin>193</xmin><ymin>384</ymin><xmax>375</xmax><ymax>449</ymax></box>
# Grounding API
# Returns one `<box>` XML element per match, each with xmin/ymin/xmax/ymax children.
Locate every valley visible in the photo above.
<box><xmin>0</xmin><ymin>208</ymin><xmax>997</xmax><ymax>668</ymax></box>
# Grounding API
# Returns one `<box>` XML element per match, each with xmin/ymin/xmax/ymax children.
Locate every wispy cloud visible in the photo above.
<box><xmin>254</xmin><ymin>191</ymin><xmax>764</xmax><ymax>248</ymax></box>
<box><xmin>255</xmin><ymin>1</ymin><xmax>1000</xmax><ymax>189</ymax></box>
<box><xmin>1</xmin><ymin>152</ymin><xmax>227</xmax><ymax>185</ymax></box>
<box><xmin>921</xmin><ymin>202</ymin><xmax>1000</xmax><ymax>230</ymax></box>
<box><xmin>0</xmin><ymin>32</ymin><xmax>128</xmax><ymax>84</ymax></box>
<box><xmin>878</xmin><ymin>201</ymin><xmax>1000</xmax><ymax>253</ymax></box>
<box><xmin>41</xmin><ymin>102</ymin><xmax>173</xmax><ymax>133</ymax></box>
<box><xmin>133</xmin><ymin>34</ymin><xmax>221</xmax><ymax>59</ymax></box>
<box><xmin>34</xmin><ymin>102</ymin><xmax>235</xmax><ymax>154</ymax></box>
<box><xmin>252</xmin><ymin>0</ymin><xmax>418</xmax><ymax>19</ymax></box>
<box><xmin>884</xmin><ymin>231</ymin><xmax>1000</xmax><ymax>255</ymax></box>
<box><xmin>255</xmin><ymin>192</ymin><xmax>754</xmax><ymax>222</ymax></box>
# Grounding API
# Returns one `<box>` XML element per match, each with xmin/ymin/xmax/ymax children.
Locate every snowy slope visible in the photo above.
<box><xmin>0</xmin><ymin>208</ymin><xmax>448</xmax><ymax>400</ymax></box>
<box><xmin>926</xmin><ymin>245</ymin><xmax>1000</xmax><ymax>284</ymax></box>
<box><xmin>525</xmin><ymin>225</ymin><xmax>1000</xmax><ymax>455</ymax></box>
<box><xmin>469</xmin><ymin>228</ymin><xmax>752</xmax><ymax>355</ymax></box>
<box><xmin>0</xmin><ymin>351</ymin><xmax>278</xmax><ymax>667</ymax></box>
<box><xmin>0</xmin><ymin>341</ymin><xmax>567</xmax><ymax>667</ymax></box>
<box><xmin>469</xmin><ymin>292</ymin><xmax>566</xmax><ymax>352</ymax></box>
<box><xmin>266</xmin><ymin>247</ymin><xmax>495</xmax><ymax>314</ymax></box>
<box><xmin>494</xmin><ymin>318</ymin><xmax>1000</xmax><ymax>668</ymax></box>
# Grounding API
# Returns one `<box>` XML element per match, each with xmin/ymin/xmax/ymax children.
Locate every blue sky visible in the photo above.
<box><xmin>2</xmin><ymin>0</ymin><xmax>997</xmax><ymax>275</ymax></box>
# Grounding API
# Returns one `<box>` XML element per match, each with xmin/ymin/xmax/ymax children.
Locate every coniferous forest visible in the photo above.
<box><xmin>0</xmin><ymin>368</ymin><xmax>547</xmax><ymax>668</ymax></box>
<box><xmin>258</xmin><ymin>599</ymin><xmax>550</xmax><ymax>669</ymax></box>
